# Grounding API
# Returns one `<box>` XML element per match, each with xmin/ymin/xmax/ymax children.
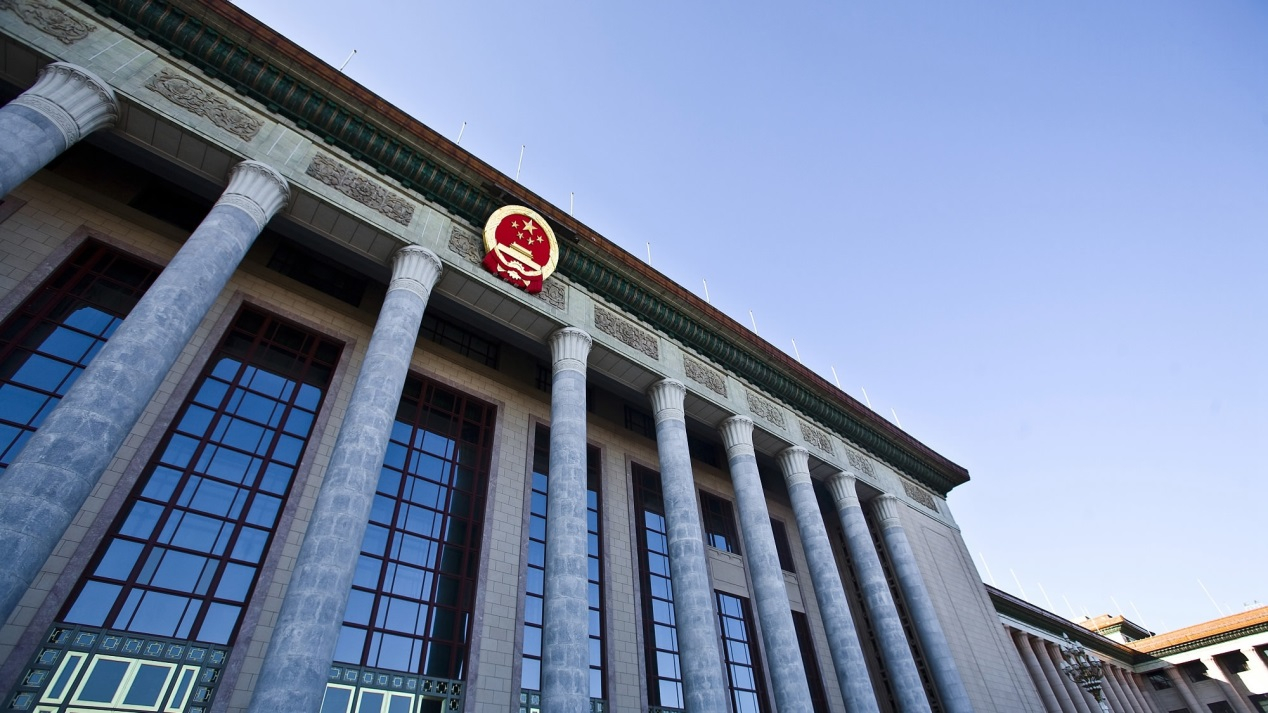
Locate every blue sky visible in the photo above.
<box><xmin>229</xmin><ymin>0</ymin><xmax>1268</xmax><ymax>632</ymax></box>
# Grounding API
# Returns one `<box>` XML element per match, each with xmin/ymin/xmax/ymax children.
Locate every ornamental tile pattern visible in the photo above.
<box><xmin>799</xmin><ymin>420</ymin><xmax>835</xmax><ymax>455</ymax></box>
<box><xmin>846</xmin><ymin>449</ymin><xmax>876</xmax><ymax>477</ymax></box>
<box><xmin>0</xmin><ymin>0</ymin><xmax>96</xmax><ymax>44</ymax></box>
<box><xmin>594</xmin><ymin>306</ymin><xmax>659</xmax><ymax>359</ymax></box>
<box><xmin>306</xmin><ymin>153</ymin><xmax>414</xmax><ymax>225</ymax></box>
<box><xmin>683</xmin><ymin>355</ymin><xmax>726</xmax><ymax>397</ymax></box>
<box><xmin>746</xmin><ymin>391</ymin><xmax>786</xmax><ymax>428</ymax></box>
<box><xmin>902</xmin><ymin>480</ymin><xmax>938</xmax><ymax>511</ymax></box>
<box><xmin>145</xmin><ymin>69</ymin><xmax>262</xmax><ymax>140</ymax></box>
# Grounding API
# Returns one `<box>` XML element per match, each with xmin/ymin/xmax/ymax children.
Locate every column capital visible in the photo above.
<box><xmin>871</xmin><ymin>493</ymin><xmax>903</xmax><ymax>526</ymax></box>
<box><xmin>718</xmin><ymin>414</ymin><xmax>754</xmax><ymax>459</ymax></box>
<box><xmin>827</xmin><ymin>471</ymin><xmax>861</xmax><ymax>508</ymax></box>
<box><xmin>389</xmin><ymin>246</ymin><xmax>442</xmax><ymax>299</ymax></box>
<box><xmin>218</xmin><ymin>160</ymin><xmax>290</xmax><ymax>230</ymax></box>
<box><xmin>549</xmin><ymin>327</ymin><xmax>592</xmax><ymax>374</ymax></box>
<box><xmin>647</xmin><ymin>378</ymin><xmax>686</xmax><ymax>423</ymax></box>
<box><xmin>776</xmin><ymin>446</ymin><xmax>811</xmax><ymax>488</ymax></box>
<box><xmin>13</xmin><ymin>62</ymin><xmax>118</xmax><ymax>148</ymax></box>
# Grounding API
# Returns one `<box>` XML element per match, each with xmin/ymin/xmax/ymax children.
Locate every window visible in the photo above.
<box><xmin>62</xmin><ymin>308</ymin><xmax>340</xmax><ymax>645</ymax></box>
<box><xmin>686</xmin><ymin>433</ymin><xmax>718</xmax><ymax>467</ymax></box>
<box><xmin>420</xmin><ymin>313</ymin><xmax>499</xmax><ymax>368</ymax></box>
<box><xmin>0</xmin><ymin>241</ymin><xmax>159</xmax><ymax>474</ymax></box>
<box><xmin>267</xmin><ymin>240</ymin><xmax>367</xmax><ymax>306</ymax></box>
<box><xmin>334</xmin><ymin>377</ymin><xmax>495</xmax><ymax>682</ymax></box>
<box><xmin>792</xmin><ymin>611</ymin><xmax>828</xmax><ymax>711</ymax></box>
<box><xmin>1248</xmin><ymin>693</ymin><xmax>1268</xmax><ymax>712</ymax></box>
<box><xmin>623</xmin><ymin>405</ymin><xmax>655</xmax><ymax>439</ymax></box>
<box><xmin>716</xmin><ymin>592</ymin><xmax>768</xmax><ymax>713</ymax></box>
<box><xmin>770</xmin><ymin>519</ymin><xmax>796</xmax><ymax>573</ymax></box>
<box><xmin>1181</xmin><ymin>661</ymin><xmax>1209</xmax><ymax>683</ymax></box>
<box><xmin>1207</xmin><ymin>703</ymin><xmax>1235</xmax><ymax>713</ymax></box>
<box><xmin>1216</xmin><ymin>651</ymin><xmax>1249</xmax><ymax>674</ymax></box>
<box><xmin>520</xmin><ymin>428</ymin><xmax>605</xmax><ymax>701</ymax></box>
<box><xmin>700</xmin><ymin>491</ymin><xmax>740</xmax><ymax>555</ymax></box>
<box><xmin>633</xmin><ymin>465</ymin><xmax>684</xmax><ymax>709</ymax></box>
<box><xmin>1147</xmin><ymin>672</ymin><xmax>1173</xmax><ymax>690</ymax></box>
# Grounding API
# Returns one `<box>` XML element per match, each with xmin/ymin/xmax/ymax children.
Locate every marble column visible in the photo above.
<box><xmin>1</xmin><ymin>61</ymin><xmax>117</xmax><ymax>196</ymax></box>
<box><xmin>1032</xmin><ymin>638</ymin><xmax>1081</xmax><ymax>713</ymax></box>
<box><xmin>779</xmin><ymin>454</ymin><xmax>880</xmax><ymax>713</ymax></box>
<box><xmin>0</xmin><ymin>160</ymin><xmax>288</xmax><ymax>627</ymax></box>
<box><xmin>871</xmin><ymin>494</ymin><xmax>975</xmax><ymax>713</ymax></box>
<box><xmin>646</xmin><ymin>379</ymin><xmax>728</xmax><ymax>713</ymax></box>
<box><xmin>718</xmin><ymin>420</ymin><xmax>812</xmax><ymax>712</ymax></box>
<box><xmin>1129</xmin><ymin>672</ymin><xmax>1165</xmax><ymax>713</ymax></box>
<box><xmin>1205</xmin><ymin>655</ymin><xmax>1255</xmax><ymax>713</ymax></box>
<box><xmin>829</xmin><ymin>471</ymin><xmax>930</xmax><ymax>713</ymax></box>
<box><xmin>248</xmin><ymin>246</ymin><xmax>442</xmax><ymax>713</ymax></box>
<box><xmin>1115</xmin><ymin>668</ymin><xmax>1151</xmax><ymax>713</ymax></box>
<box><xmin>1099</xmin><ymin>664</ymin><xmax>1130</xmax><ymax>713</ymax></box>
<box><xmin>1043</xmin><ymin>641</ymin><xmax>1094</xmax><ymax>713</ymax></box>
<box><xmin>1011</xmin><ymin>631</ymin><xmax>1063</xmax><ymax>713</ymax></box>
<box><xmin>1101</xmin><ymin>666</ymin><xmax>1138</xmax><ymax>713</ymax></box>
<box><xmin>541</xmin><ymin>327</ymin><xmax>595</xmax><ymax>713</ymax></box>
<box><xmin>1164</xmin><ymin>665</ymin><xmax>1205</xmax><ymax>713</ymax></box>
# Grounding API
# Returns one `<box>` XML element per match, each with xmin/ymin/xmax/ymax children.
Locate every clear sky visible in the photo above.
<box><xmin>228</xmin><ymin>0</ymin><xmax>1268</xmax><ymax>633</ymax></box>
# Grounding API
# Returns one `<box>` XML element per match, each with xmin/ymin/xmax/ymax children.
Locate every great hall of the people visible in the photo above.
<box><xmin>0</xmin><ymin>2</ymin><xmax>1264</xmax><ymax>712</ymax></box>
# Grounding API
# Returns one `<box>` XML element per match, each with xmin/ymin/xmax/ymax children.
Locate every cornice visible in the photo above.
<box><xmin>86</xmin><ymin>0</ymin><xmax>970</xmax><ymax>494</ymax></box>
<box><xmin>988</xmin><ymin>586</ymin><xmax>1148</xmax><ymax>665</ymax></box>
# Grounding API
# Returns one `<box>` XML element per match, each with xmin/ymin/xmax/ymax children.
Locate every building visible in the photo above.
<box><xmin>994</xmin><ymin>586</ymin><xmax>1268</xmax><ymax>713</ymax></box>
<box><xmin>0</xmin><ymin>2</ymin><xmax>1245</xmax><ymax>713</ymax></box>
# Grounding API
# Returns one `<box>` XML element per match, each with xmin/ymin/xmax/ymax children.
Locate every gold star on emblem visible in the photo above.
<box><xmin>522</xmin><ymin>218</ymin><xmax>537</xmax><ymax>234</ymax></box>
<box><xmin>511</xmin><ymin>220</ymin><xmax>520</xmax><ymax>229</ymax></box>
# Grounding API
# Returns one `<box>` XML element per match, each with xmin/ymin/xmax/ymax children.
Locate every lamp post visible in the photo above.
<box><xmin>1060</xmin><ymin>634</ymin><xmax>1111</xmax><ymax>713</ymax></box>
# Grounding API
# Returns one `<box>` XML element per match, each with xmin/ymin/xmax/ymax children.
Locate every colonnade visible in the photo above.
<box><xmin>0</xmin><ymin>61</ymin><xmax>971</xmax><ymax>712</ymax></box>
<box><xmin>1008</xmin><ymin>628</ymin><xmax>1163</xmax><ymax>713</ymax></box>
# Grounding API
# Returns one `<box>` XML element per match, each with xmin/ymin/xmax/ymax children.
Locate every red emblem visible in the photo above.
<box><xmin>481</xmin><ymin>205</ymin><xmax>559</xmax><ymax>294</ymax></box>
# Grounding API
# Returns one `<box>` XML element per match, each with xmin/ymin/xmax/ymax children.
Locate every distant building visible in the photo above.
<box><xmin>994</xmin><ymin>585</ymin><xmax>1268</xmax><ymax>713</ymax></box>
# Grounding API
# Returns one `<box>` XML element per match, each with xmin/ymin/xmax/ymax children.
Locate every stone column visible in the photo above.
<box><xmin>541</xmin><ymin>327</ymin><xmax>594</xmax><ymax>713</ymax></box>
<box><xmin>1101</xmin><ymin>666</ymin><xmax>1139</xmax><ymax>713</ymax></box>
<box><xmin>1043</xmin><ymin>641</ymin><xmax>1095</xmax><ymax>713</ymax></box>
<box><xmin>871</xmin><ymin>494</ymin><xmax>975</xmax><ymax>713</ymax></box>
<box><xmin>779</xmin><ymin>454</ymin><xmax>881</xmax><ymax>713</ymax></box>
<box><xmin>1011</xmin><ymin>631</ymin><xmax>1064</xmax><ymax>713</ymax></box>
<box><xmin>646</xmin><ymin>379</ymin><xmax>728</xmax><ymax>713</ymax></box>
<box><xmin>1099</xmin><ymin>663</ymin><xmax>1130</xmax><ymax>713</ymax></box>
<box><xmin>1032</xmin><ymin>638</ymin><xmax>1081</xmax><ymax>713</ymax></box>
<box><xmin>0</xmin><ymin>61</ymin><xmax>118</xmax><ymax>196</ymax></box>
<box><xmin>1115</xmin><ymin>668</ymin><xmax>1151</xmax><ymax>713</ymax></box>
<box><xmin>0</xmin><ymin>160</ymin><xmax>288</xmax><ymax>627</ymax></box>
<box><xmin>829</xmin><ymin>471</ymin><xmax>930</xmax><ymax>713</ymax></box>
<box><xmin>1164</xmin><ymin>665</ymin><xmax>1205</xmax><ymax>713</ymax></box>
<box><xmin>1205</xmin><ymin>655</ymin><xmax>1256</xmax><ymax>713</ymax></box>
<box><xmin>247</xmin><ymin>246</ymin><xmax>442</xmax><ymax>713</ymax></box>
<box><xmin>1129</xmin><ymin>672</ymin><xmax>1165</xmax><ymax>713</ymax></box>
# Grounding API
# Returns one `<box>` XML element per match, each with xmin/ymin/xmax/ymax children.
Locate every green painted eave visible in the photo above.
<box><xmin>87</xmin><ymin>0</ymin><xmax>969</xmax><ymax>495</ymax></box>
<box><xmin>988</xmin><ymin>586</ymin><xmax>1150</xmax><ymax>665</ymax></box>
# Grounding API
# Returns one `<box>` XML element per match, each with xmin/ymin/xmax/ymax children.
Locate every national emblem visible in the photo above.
<box><xmin>481</xmin><ymin>205</ymin><xmax>559</xmax><ymax>294</ymax></box>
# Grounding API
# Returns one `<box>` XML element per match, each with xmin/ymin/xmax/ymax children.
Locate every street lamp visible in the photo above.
<box><xmin>1059</xmin><ymin>633</ymin><xmax>1111</xmax><ymax>712</ymax></box>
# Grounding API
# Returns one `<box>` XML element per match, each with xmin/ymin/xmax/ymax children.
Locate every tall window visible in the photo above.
<box><xmin>520</xmin><ymin>428</ymin><xmax>605</xmax><ymax>700</ymax></box>
<box><xmin>334</xmin><ymin>377</ymin><xmax>495</xmax><ymax>682</ymax></box>
<box><xmin>716</xmin><ymin>592</ymin><xmax>768</xmax><ymax>713</ymax></box>
<box><xmin>0</xmin><ymin>241</ymin><xmax>159</xmax><ymax>474</ymax></box>
<box><xmin>700</xmin><ymin>491</ymin><xmax>740</xmax><ymax>554</ymax></box>
<box><xmin>61</xmin><ymin>307</ymin><xmax>341</xmax><ymax>645</ymax></box>
<box><xmin>792</xmin><ymin>611</ymin><xmax>829</xmax><ymax>710</ymax></box>
<box><xmin>633</xmin><ymin>464</ymin><xmax>684</xmax><ymax>709</ymax></box>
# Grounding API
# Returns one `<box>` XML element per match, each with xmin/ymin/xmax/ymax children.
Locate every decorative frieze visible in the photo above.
<box><xmin>799</xmin><ymin>420</ymin><xmax>834</xmax><ymax>455</ymax></box>
<box><xmin>846</xmin><ymin>449</ymin><xmax>876</xmax><ymax>478</ymax></box>
<box><xmin>145</xmin><ymin>69</ymin><xmax>262</xmax><ymax>141</ymax></box>
<box><xmin>448</xmin><ymin>225</ymin><xmax>566</xmax><ymax>309</ymax></box>
<box><xmin>746</xmin><ymin>391</ymin><xmax>786</xmax><ymax>428</ymax></box>
<box><xmin>305</xmin><ymin>153</ymin><xmax>414</xmax><ymax>226</ymax></box>
<box><xmin>902</xmin><ymin>481</ymin><xmax>938</xmax><ymax>511</ymax></box>
<box><xmin>0</xmin><ymin>0</ymin><xmax>95</xmax><ymax>44</ymax></box>
<box><xmin>594</xmin><ymin>306</ymin><xmax>659</xmax><ymax>359</ymax></box>
<box><xmin>683</xmin><ymin>355</ymin><xmax>727</xmax><ymax>397</ymax></box>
